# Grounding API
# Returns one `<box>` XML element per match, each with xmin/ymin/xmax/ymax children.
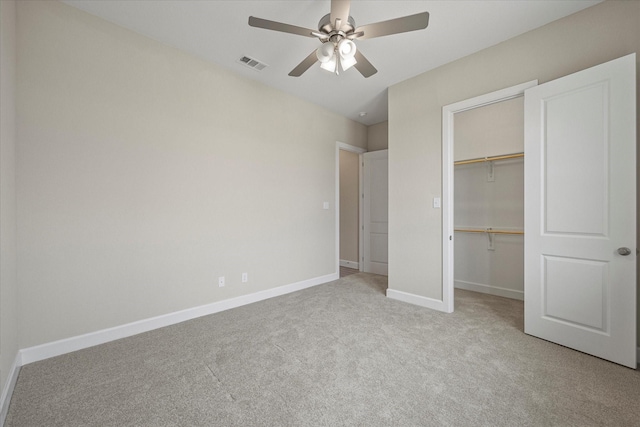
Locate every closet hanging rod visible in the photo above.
<box><xmin>454</xmin><ymin>228</ymin><xmax>524</xmax><ymax>235</ymax></box>
<box><xmin>454</xmin><ymin>152</ymin><xmax>524</xmax><ymax>166</ymax></box>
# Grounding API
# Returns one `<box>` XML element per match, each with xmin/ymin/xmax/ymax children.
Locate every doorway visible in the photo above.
<box><xmin>336</xmin><ymin>142</ymin><xmax>365</xmax><ymax>277</ymax></box>
<box><xmin>363</xmin><ymin>150</ymin><xmax>389</xmax><ymax>276</ymax></box>
<box><xmin>442</xmin><ymin>81</ymin><xmax>537</xmax><ymax>312</ymax></box>
<box><xmin>453</xmin><ymin>96</ymin><xmax>525</xmax><ymax>301</ymax></box>
<box><xmin>442</xmin><ymin>54</ymin><xmax>636</xmax><ymax>368</ymax></box>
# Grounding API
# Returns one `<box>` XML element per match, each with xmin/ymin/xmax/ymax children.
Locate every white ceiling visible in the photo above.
<box><xmin>62</xmin><ymin>0</ymin><xmax>601</xmax><ymax>126</ymax></box>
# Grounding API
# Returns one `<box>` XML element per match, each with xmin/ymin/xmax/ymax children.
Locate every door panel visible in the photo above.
<box><xmin>544</xmin><ymin>82</ymin><xmax>608</xmax><ymax>235</ymax></box>
<box><xmin>524</xmin><ymin>54</ymin><xmax>636</xmax><ymax>368</ymax></box>
<box><xmin>364</xmin><ymin>150</ymin><xmax>388</xmax><ymax>276</ymax></box>
<box><xmin>543</xmin><ymin>255</ymin><xmax>607</xmax><ymax>331</ymax></box>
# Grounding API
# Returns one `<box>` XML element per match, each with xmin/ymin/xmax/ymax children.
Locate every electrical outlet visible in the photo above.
<box><xmin>242</xmin><ymin>272</ymin><xmax>248</xmax><ymax>283</ymax></box>
<box><xmin>218</xmin><ymin>276</ymin><xmax>225</xmax><ymax>287</ymax></box>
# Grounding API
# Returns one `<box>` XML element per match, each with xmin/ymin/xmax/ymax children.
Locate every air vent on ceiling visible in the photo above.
<box><xmin>238</xmin><ymin>55</ymin><xmax>268</xmax><ymax>71</ymax></box>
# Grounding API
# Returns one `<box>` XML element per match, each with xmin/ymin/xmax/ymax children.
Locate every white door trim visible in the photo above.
<box><xmin>442</xmin><ymin>80</ymin><xmax>537</xmax><ymax>313</ymax></box>
<box><xmin>336</xmin><ymin>141</ymin><xmax>366</xmax><ymax>274</ymax></box>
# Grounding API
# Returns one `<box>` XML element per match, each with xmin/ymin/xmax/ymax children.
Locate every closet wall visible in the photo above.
<box><xmin>453</xmin><ymin>97</ymin><xmax>524</xmax><ymax>300</ymax></box>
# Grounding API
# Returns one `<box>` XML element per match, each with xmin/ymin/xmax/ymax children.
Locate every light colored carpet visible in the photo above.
<box><xmin>339</xmin><ymin>266</ymin><xmax>359</xmax><ymax>277</ymax></box>
<box><xmin>6</xmin><ymin>273</ymin><xmax>640</xmax><ymax>426</ymax></box>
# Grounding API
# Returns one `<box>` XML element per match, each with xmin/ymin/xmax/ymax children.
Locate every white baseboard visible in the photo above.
<box><xmin>339</xmin><ymin>259</ymin><xmax>359</xmax><ymax>269</ymax></box>
<box><xmin>386</xmin><ymin>288</ymin><xmax>449</xmax><ymax>312</ymax></box>
<box><xmin>20</xmin><ymin>272</ymin><xmax>338</xmax><ymax>366</ymax></box>
<box><xmin>0</xmin><ymin>352</ymin><xmax>22</xmax><ymax>426</ymax></box>
<box><xmin>454</xmin><ymin>280</ymin><xmax>524</xmax><ymax>301</ymax></box>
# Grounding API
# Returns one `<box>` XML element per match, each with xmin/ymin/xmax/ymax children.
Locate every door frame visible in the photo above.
<box><xmin>336</xmin><ymin>141</ymin><xmax>366</xmax><ymax>274</ymax></box>
<box><xmin>441</xmin><ymin>80</ymin><xmax>537</xmax><ymax>313</ymax></box>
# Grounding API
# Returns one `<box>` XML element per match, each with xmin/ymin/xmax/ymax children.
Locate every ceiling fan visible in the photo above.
<box><xmin>248</xmin><ymin>0</ymin><xmax>429</xmax><ymax>78</ymax></box>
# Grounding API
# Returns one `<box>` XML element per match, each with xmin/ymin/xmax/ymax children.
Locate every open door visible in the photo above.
<box><xmin>524</xmin><ymin>54</ymin><xmax>636</xmax><ymax>368</ymax></box>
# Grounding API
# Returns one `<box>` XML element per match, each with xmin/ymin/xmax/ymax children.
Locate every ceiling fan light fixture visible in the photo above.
<box><xmin>340</xmin><ymin>54</ymin><xmax>357</xmax><ymax>71</ymax></box>
<box><xmin>320</xmin><ymin>55</ymin><xmax>337</xmax><ymax>72</ymax></box>
<box><xmin>338</xmin><ymin>39</ymin><xmax>356</xmax><ymax>58</ymax></box>
<box><xmin>336</xmin><ymin>39</ymin><xmax>357</xmax><ymax>71</ymax></box>
<box><xmin>316</xmin><ymin>42</ymin><xmax>335</xmax><ymax>63</ymax></box>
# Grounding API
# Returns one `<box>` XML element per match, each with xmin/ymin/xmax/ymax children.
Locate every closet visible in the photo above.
<box><xmin>453</xmin><ymin>96</ymin><xmax>524</xmax><ymax>301</ymax></box>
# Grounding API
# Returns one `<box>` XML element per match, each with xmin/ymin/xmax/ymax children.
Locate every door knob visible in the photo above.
<box><xmin>617</xmin><ymin>247</ymin><xmax>631</xmax><ymax>256</ymax></box>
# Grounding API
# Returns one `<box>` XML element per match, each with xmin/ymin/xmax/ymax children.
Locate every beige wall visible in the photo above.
<box><xmin>367</xmin><ymin>121</ymin><xmax>388</xmax><ymax>152</ymax></box>
<box><xmin>388</xmin><ymin>0</ymin><xmax>639</xmax><ymax>340</ymax></box>
<box><xmin>454</xmin><ymin>97</ymin><xmax>524</xmax><ymax>161</ymax></box>
<box><xmin>0</xmin><ymin>0</ymin><xmax>19</xmax><ymax>406</ymax></box>
<box><xmin>16</xmin><ymin>0</ymin><xmax>367</xmax><ymax>348</ymax></box>
<box><xmin>339</xmin><ymin>150</ymin><xmax>359</xmax><ymax>264</ymax></box>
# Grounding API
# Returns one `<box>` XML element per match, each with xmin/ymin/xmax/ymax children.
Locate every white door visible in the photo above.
<box><xmin>524</xmin><ymin>54</ymin><xmax>636</xmax><ymax>368</ymax></box>
<box><xmin>363</xmin><ymin>150</ymin><xmax>388</xmax><ymax>275</ymax></box>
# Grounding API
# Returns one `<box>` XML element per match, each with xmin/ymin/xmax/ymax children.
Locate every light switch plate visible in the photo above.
<box><xmin>433</xmin><ymin>197</ymin><xmax>441</xmax><ymax>208</ymax></box>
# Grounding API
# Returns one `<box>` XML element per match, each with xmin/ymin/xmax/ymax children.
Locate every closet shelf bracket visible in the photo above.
<box><xmin>454</xmin><ymin>228</ymin><xmax>524</xmax><ymax>251</ymax></box>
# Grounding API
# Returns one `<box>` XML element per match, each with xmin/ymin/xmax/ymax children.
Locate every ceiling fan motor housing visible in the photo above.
<box><xmin>318</xmin><ymin>13</ymin><xmax>355</xmax><ymax>37</ymax></box>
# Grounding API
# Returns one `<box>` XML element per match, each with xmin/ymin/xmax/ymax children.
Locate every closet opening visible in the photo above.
<box><xmin>453</xmin><ymin>97</ymin><xmax>525</xmax><ymax>303</ymax></box>
<box><xmin>441</xmin><ymin>81</ymin><xmax>537</xmax><ymax>313</ymax></box>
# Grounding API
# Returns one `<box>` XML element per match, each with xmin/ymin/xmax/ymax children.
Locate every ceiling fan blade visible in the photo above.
<box><xmin>289</xmin><ymin>50</ymin><xmax>319</xmax><ymax>77</ymax></box>
<box><xmin>249</xmin><ymin>16</ymin><xmax>316</xmax><ymax>38</ymax></box>
<box><xmin>330</xmin><ymin>0</ymin><xmax>351</xmax><ymax>30</ymax></box>
<box><xmin>355</xmin><ymin>11</ymin><xmax>429</xmax><ymax>40</ymax></box>
<box><xmin>354</xmin><ymin>50</ymin><xmax>377</xmax><ymax>78</ymax></box>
